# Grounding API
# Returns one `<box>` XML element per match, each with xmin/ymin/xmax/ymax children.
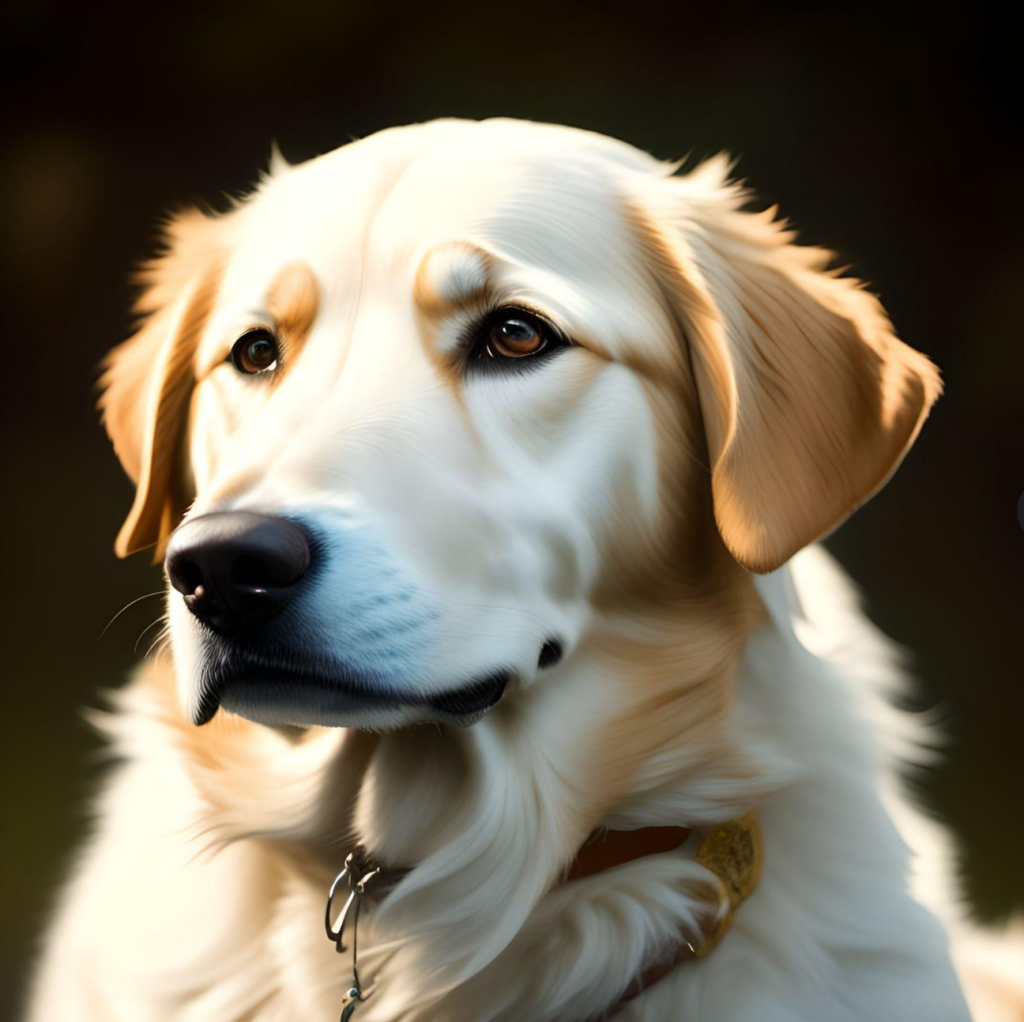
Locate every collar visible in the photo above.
<box><xmin>565</xmin><ymin>824</ymin><xmax>693</xmax><ymax>881</ymax></box>
<box><xmin>597</xmin><ymin>813</ymin><xmax>764</xmax><ymax>1017</ymax></box>
<box><xmin>325</xmin><ymin>813</ymin><xmax>763</xmax><ymax>1020</ymax></box>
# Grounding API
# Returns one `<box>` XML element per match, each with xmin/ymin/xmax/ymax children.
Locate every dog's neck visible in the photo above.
<box><xmin>154</xmin><ymin>565</ymin><xmax>790</xmax><ymax>1017</ymax></box>
<box><xmin>114</xmin><ymin>553</ymin><xmax>966</xmax><ymax>1020</ymax></box>
<box><xmin>330</xmin><ymin>813</ymin><xmax>762</xmax><ymax>1020</ymax></box>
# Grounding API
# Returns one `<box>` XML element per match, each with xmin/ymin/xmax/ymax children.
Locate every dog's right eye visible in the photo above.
<box><xmin>229</xmin><ymin>329</ymin><xmax>280</xmax><ymax>375</ymax></box>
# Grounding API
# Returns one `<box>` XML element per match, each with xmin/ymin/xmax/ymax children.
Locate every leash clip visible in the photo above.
<box><xmin>325</xmin><ymin>847</ymin><xmax>381</xmax><ymax>1021</ymax></box>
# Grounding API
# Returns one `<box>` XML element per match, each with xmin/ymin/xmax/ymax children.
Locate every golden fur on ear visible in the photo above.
<box><xmin>645</xmin><ymin>157</ymin><xmax>941</xmax><ymax>574</ymax></box>
<box><xmin>99</xmin><ymin>210</ymin><xmax>226</xmax><ymax>558</ymax></box>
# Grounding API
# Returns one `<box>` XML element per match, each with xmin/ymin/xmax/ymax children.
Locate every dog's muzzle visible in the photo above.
<box><xmin>165</xmin><ymin>511</ymin><xmax>511</xmax><ymax>729</ymax></box>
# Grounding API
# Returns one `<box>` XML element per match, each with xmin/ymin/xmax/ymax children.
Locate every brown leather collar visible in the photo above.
<box><xmin>566</xmin><ymin>815</ymin><xmax>764</xmax><ymax>1018</ymax></box>
<box><xmin>565</xmin><ymin>825</ymin><xmax>693</xmax><ymax>882</ymax></box>
<box><xmin>327</xmin><ymin>815</ymin><xmax>762</xmax><ymax>1020</ymax></box>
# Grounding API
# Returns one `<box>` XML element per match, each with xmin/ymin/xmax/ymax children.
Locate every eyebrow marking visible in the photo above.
<box><xmin>266</xmin><ymin>261</ymin><xmax>320</xmax><ymax>358</ymax></box>
<box><xmin>414</xmin><ymin>241</ymin><xmax>492</xmax><ymax>318</ymax></box>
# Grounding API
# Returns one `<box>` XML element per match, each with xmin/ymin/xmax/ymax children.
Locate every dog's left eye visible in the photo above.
<box><xmin>229</xmin><ymin>329</ymin><xmax>280</xmax><ymax>375</ymax></box>
<box><xmin>469</xmin><ymin>308</ymin><xmax>567</xmax><ymax>371</ymax></box>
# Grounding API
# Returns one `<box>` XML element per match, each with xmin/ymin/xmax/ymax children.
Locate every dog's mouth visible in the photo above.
<box><xmin>195</xmin><ymin>658</ymin><xmax>509</xmax><ymax>730</ymax></box>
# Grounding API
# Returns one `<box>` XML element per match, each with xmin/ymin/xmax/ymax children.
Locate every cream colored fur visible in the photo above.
<box><xmin>26</xmin><ymin>120</ymin><xmax>1022</xmax><ymax>1021</ymax></box>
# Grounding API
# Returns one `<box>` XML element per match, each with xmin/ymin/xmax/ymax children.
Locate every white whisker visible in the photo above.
<box><xmin>97</xmin><ymin>591</ymin><xmax>165</xmax><ymax>642</ymax></box>
<box><xmin>134</xmin><ymin>616</ymin><xmax>168</xmax><ymax>655</ymax></box>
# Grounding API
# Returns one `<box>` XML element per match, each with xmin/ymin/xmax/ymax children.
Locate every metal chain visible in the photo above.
<box><xmin>325</xmin><ymin>848</ymin><xmax>381</xmax><ymax>1022</ymax></box>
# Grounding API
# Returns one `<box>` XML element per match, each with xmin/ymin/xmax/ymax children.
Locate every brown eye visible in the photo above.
<box><xmin>489</xmin><ymin>315</ymin><xmax>546</xmax><ymax>358</ymax></box>
<box><xmin>468</xmin><ymin>307</ymin><xmax>569</xmax><ymax>376</ymax></box>
<box><xmin>230</xmin><ymin>329</ymin><xmax>279</xmax><ymax>374</ymax></box>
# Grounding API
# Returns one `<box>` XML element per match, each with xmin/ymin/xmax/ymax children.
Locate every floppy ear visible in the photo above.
<box><xmin>99</xmin><ymin>210</ymin><xmax>225</xmax><ymax>558</ymax></box>
<box><xmin>647</xmin><ymin>157</ymin><xmax>941</xmax><ymax>574</ymax></box>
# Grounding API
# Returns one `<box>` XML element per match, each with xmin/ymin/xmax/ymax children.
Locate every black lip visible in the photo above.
<box><xmin>195</xmin><ymin>658</ymin><xmax>509</xmax><ymax>728</ymax></box>
<box><xmin>425</xmin><ymin>674</ymin><xmax>508</xmax><ymax>716</ymax></box>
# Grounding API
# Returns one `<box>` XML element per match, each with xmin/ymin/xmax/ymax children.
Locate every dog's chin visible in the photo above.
<box><xmin>198</xmin><ymin>666</ymin><xmax>509</xmax><ymax>731</ymax></box>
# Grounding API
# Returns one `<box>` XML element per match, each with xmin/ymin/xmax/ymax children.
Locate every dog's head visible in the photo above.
<box><xmin>101</xmin><ymin>119</ymin><xmax>938</xmax><ymax>731</ymax></box>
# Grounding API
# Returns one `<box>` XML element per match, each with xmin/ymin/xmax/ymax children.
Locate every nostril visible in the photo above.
<box><xmin>538</xmin><ymin>639</ymin><xmax>563</xmax><ymax>668</ymax></box>
<box><xmin>172</xmin><ymin>558</ymin><xmax>205</xmax><ymax>596</ymax></box>
<box><xmin>231</xmin><ymin>554</ymin><xmax>271</xmax><ymax>589</ymax></box>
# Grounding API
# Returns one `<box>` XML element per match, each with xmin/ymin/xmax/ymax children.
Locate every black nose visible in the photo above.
<box><xmin>164</xmin><ymin>512</ymin><xmax>311</xmax><ymax>631</ymax></box>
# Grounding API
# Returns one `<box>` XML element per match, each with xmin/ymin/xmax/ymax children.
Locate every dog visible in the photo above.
<box><xmin>25</xmin><ymin>119</ymin><xmax>1024</xmax><ymax>1021</ymax></box>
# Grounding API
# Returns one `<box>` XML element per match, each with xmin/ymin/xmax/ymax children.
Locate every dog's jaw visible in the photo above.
<box><xmin>213</xmin><ymin>669</ymin><xmax>509</xmax><ymax>730</ymax></box>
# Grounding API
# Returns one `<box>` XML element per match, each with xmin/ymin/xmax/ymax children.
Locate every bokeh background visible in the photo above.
<box><xmin>2</xmin><ymin>1</ymin><xmax>1021</xmax><ymax>1015</ymax></box>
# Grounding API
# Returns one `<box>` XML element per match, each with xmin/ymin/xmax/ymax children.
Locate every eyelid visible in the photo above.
<box><xmin>497</xmin><ymin>302</ymin><xmax>566</xmax><ymax>336</ymax></box>
<box><xmin>224</xmin><ymin>325</ymin><xmax>277</xmax><ymax>360</ymax></box>
<box><xmin>474</xmin><ymin>303</ymin><xmax>570</xmax><ymax>348</ymax></box>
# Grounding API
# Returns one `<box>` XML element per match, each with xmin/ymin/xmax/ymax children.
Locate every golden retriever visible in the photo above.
<box><xmin>26</xmin><ymin>119</ymin><xmax>1024</xmax><ymax>1021</ymax></box>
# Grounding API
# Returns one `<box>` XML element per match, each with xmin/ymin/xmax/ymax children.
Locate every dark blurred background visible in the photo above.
<box><xmin>1</xmin><ymin>1</ymin><xmax>1021</xmax><ymax>1015</ymax></box>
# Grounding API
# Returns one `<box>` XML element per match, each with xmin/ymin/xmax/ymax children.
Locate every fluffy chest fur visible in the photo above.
<box><xmin>29</xmin><ymin>549</ymin><xmax>971</xmax><ymax>1022</ymax></box>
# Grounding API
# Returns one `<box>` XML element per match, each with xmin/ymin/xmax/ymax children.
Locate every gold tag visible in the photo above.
<box><xmin>692</xmin><ymin>812</ymin><xmax>763</xmax><ymax>957</ymax></box>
